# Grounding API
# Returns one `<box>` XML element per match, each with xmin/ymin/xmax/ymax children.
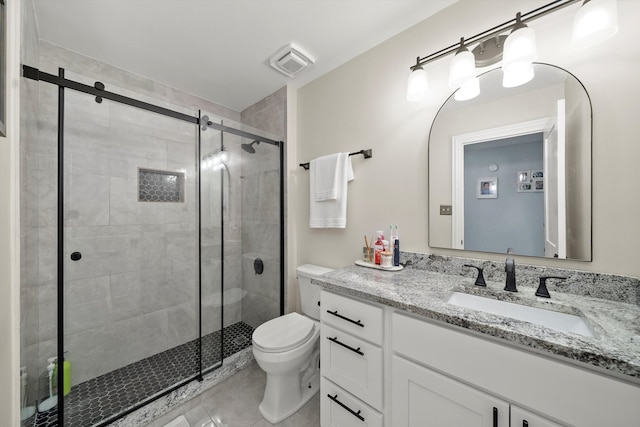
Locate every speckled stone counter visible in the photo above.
<box><xmin>314</xmin><ymin>260</ymin><xmax>640</xmax><ymax>382</ymax></box>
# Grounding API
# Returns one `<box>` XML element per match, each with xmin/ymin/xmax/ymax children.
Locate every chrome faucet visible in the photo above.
<box><xmin>504</xmin><ymin>258</ymin><xmax>517</xmax><ymax>292</ymax></box>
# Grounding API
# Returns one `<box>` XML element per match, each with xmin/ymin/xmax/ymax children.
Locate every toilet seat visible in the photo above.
<box><xmin>253</xmin><ymin>312</ymin><xmax>315</xmax><ymax>353</ymax></box>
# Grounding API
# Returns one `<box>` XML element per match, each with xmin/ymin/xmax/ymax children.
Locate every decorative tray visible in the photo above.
<box><xmin>355</xmin><ymin>260</ymin><xmax>404</xmax><ymax>271</ymax></box>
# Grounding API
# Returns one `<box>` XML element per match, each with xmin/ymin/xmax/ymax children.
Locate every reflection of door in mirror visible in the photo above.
<box><xmin>544</xmin><ymin>99</ymin><xmax>566</xmax><ymax>259</ymax></box>
<box><xmin>452</xmin><ymin>120</ymin><xmax>547</xmax><ymax>258</ymax></box>
<box><xmin>429</xmin><ymin>64</ymin><xmax>592</xmax><ymax>261</ymax></box>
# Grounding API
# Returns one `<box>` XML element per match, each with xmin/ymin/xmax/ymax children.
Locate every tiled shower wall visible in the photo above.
<box><xmin>21</xmin><ymin>39</ymin><xmax>243</xmax><ymax>392</ymax></box>
<box><xmin>20</xmin><ymin>25</ymin><xmax>286</xmax><ymax>404</ymax></box>
<box><xmin>240</xmin><ymin>87</ymin><xmax>287</xmax><ymax>328</ymax></box>
<box><xmin>20</xmin><ymin>0</ymin><xmax>42</xmax><ymax>402</ymax></box>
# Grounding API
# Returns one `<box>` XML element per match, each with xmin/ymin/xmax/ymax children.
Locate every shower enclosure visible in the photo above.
<box><xmin>19</xmin><ymin>66</ymin><xmax>284</xmax><ymax>427</ymax></box>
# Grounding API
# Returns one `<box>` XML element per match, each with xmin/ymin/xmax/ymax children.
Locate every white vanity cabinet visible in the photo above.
<box><xmin>320</xmin><ymin>291</ymin><xmax>384</xmax><ymax>426</ymax></box>
<box><xmin>319</xmin><ymin>289</ymin><xmax>640</xmax><ymax>427</ymax></box>
<box><xmin>392</xmin><ymin>355</ymin><xmax>510</xmax><ymax>426</ymax></box>
<box><xmin>511</xmin><ymin>406</ymin><xmax>564</xmax><ymax>427</ymax></box>
<box><xmin>392</xmin><ymin>311</ymin><xmax>640</xmax><ymax>427</ymax></box>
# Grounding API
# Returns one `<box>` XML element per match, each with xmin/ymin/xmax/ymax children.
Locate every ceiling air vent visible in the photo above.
<box><xmin>269</xmin><ymin>43</ymin><xmax>315</xmax><ymax>78</ymax></box>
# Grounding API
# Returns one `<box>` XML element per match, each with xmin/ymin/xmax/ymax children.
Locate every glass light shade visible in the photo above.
<box><xmin>454</xmin><ymin>77</ymin><xmax>480</xmax><ymax>101</ymax></box>
<box><xmin>448</xmin><ymin>49</ymin><xmax>476</xmax><ymax>89</ymax></box>
<box><xmin>571</xmin><ymin>0</ymin><xmax>619</xmax><ymax>49</ymax></box>
<box><xmin>502</xmin><ymin>61</ymin><xmax>535</xmax><ymax>88</ymax></box>
<box><xmin>503</xmin><ymin>26</ymin><xmax>537</xmax><ymax>69</ymax></box>
<box><xmin>407</xmin><ymin>67</ymin><xmax>428</xmax><ymax>102</ymax></box>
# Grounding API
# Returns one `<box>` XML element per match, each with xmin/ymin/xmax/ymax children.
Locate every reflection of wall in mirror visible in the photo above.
<box><xmin>464</xmin><ymin>137</ymin><xmax>544</xmax><ymax>257</ymax></box>
<box><xmin>565</xmin><ymin>77</ymin><xmax>591</xmax><ymax>260</ymax></box>
<box><xmin>429</xmin><ymin>83</ymin><xmax>563</xmax><ymax>250</ymax></box>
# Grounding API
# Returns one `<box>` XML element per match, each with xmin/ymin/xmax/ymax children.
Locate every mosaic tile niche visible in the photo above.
<box><xmin>138</xmin><ymin>168</ymin><xmax>185</xmax><ymax>203</ymax></box>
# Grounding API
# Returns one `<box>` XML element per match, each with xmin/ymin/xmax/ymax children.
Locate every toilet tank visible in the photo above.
<box><xmin>296</xmin><ymin>264</ymin><xmax>333</xmax><ymax>320</ymax></box>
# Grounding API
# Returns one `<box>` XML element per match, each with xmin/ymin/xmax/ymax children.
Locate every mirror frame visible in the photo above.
<box><xmin>428</xmin><ymin>62</ymin><xmax>593</xmax><ymax>261</ymax></box>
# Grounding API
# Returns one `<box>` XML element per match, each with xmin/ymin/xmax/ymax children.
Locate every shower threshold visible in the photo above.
<box><xmin>29</xmin><ymin>322</ymin><xmax>254</xmax><ymax>427</ymax></box>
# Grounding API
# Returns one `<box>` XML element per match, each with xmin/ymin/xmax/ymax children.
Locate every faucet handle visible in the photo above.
<box><xmin>535</xmin><ymin>276</ymin><xmax>567</xmax><ymax>298</ymax></box>
<box><xmin>463</xmin><ymin>264</ymin><xmax>486</xmax><ymax>287</ymax></box>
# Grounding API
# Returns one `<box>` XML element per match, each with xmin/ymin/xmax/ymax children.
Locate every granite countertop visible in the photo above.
<box><xmin>314</xmin><ymin>265</ymin><xmax>640</xmax><ymax>382</ymax></box>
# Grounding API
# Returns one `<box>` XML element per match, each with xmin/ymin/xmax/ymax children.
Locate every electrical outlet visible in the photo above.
<box><xmin>440</xmin><ymin>205</ymin><xmax>452</xmax><ymax>215</ymax></box>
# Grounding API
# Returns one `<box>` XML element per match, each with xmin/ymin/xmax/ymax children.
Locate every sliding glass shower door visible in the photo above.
<box><xmin>21</xmin><ymin>64</ymin><xmax>283</xmax><ymax>427</ymax></box>
<box><xmin>59</xmin><ymin>75</ymin><xmax>205</xmax><ymax>426</ymax></box>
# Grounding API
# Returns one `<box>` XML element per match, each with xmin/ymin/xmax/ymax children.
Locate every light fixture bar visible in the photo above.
<box><xmin>410</xmin><ymin>0</ymin><xmax>580</xmax><ymax>70</ymax></box>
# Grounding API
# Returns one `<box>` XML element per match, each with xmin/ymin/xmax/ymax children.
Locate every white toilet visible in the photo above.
<box><xmin>252</xmin><ymin>264</ymin><xmax>333</xmax><ymax>424</ymax></box>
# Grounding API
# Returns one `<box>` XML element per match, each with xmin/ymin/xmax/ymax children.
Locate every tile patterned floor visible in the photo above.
<box><xmin>147</xmin><ymin>362</ymin><xmax>320</xmax><ymax>427</ymax></box>
<box><xmin>27</xmin><ymin>322</ymin><xmax>254</xmax><ymax>427</ymax></box>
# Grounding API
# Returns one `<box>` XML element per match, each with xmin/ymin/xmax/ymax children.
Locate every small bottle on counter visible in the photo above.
<box><xmin>393</xmin><ymin>224</ymin><xmax>400</xmax><ymax>267</ymax></box>
<box><xmin>374</xmin><ymin>231</ymin><xmax>384</xmax><ymax>265</ymax></box>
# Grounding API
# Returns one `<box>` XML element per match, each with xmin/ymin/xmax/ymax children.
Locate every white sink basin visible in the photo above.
<box><xmin>447</xmin><ymin>292</ymin><xmax>594</xmax><ymax>337</ymax></box>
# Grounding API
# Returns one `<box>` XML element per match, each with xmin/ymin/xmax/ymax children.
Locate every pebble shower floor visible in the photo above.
<box><xmin>26</xmin><ymin>322</ymin><xmax>254</xmax><ymax>427</ymax></box>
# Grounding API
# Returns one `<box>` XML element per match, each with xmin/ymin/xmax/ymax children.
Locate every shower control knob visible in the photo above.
<box><xmin>70</xmin><ymin>252</ymin><xmax>82</xmax><ymax>261</ymax></box>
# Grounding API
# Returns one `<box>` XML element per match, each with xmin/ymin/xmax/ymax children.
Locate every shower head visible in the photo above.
<box><xmin>241</xmin><ymin>140</ymin><xmax>260</xmax><ymax>154</ymax></box>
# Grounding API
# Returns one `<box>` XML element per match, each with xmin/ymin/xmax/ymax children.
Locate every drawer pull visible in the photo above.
<box><xmin>326</xmin><ymin>310</ymin><xmax>364</xmax><ymax>327</ymax></box>
<box><xmin>327</xmin><ymin>393</ymin><xmax>365</xmax><ymax>422</ymax></box>
<box><xmin>327</xmin><ymin>336</ymin><xmax>364</xmax><ymax>356</ymax></box>
<box><xmin>493</xmin><ymin>407</ymin><xmax>498</xmax><ymax>427</ymax></box>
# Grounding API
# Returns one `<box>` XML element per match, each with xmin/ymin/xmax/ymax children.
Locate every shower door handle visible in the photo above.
<box><xmin>70</xmin><ymin>252</ymin><xmax>82</xmax><ymax>261</ymax></box>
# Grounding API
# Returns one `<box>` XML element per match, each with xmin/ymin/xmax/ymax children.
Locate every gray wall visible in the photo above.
<box><xmin>20</xmin><ymin>0</ymin><xmax>42</xmax><ymax>404</ymax></box>
<box><xmin>464</xmin><ymin>135</ymin><xmax>544</xmax><ymax>257</ymax></box>
<box><xmin>240</xmin><ymin>87</ymin><xmax>287</xmax><ymax>328</ymax></box>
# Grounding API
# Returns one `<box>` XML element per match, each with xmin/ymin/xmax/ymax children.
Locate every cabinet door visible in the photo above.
<box><xmin>321</xmin><ymin>324</ymin><xmax>383</xmax><ymax>410</ymax></box>
<box><xmin>511</xmin><ymin>405</ymin><xmax>565</xmax><ymax>427</ymax></box>
<box><xmin>321</xmin><ymin>377</ymin><xmax>383</xmax><ymax>427</ymax></box>
<box><xmin>392</xmin><ymin>356</ymin><xmax>509</xmax><ymax>427</ymax></box>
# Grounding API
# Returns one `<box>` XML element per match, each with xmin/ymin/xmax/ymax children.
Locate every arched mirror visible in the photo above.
<box><xmin>429</xmin><ymin>63</ymin><xmax>591</xmax><ymax>261</ymax></box>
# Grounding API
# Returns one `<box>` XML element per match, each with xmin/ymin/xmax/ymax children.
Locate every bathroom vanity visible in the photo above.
<box><xmin>316</xmin><ymin>263</ymin><xmax>640</xmax><ymax>427</ymax></box>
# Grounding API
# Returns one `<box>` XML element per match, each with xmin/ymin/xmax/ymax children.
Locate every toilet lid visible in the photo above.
<box><xmin>252</xmin><ymin>312</ymin><xmax>315</xmax><ymax>352</ymax></box>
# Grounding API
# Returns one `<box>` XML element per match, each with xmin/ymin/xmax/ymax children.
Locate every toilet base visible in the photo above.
<box><xmin>258</xmin><ymin>371</ymin><xmax>319</xmax><ymax>424</ymax></box>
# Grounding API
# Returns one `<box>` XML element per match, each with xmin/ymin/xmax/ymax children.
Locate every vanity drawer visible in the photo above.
<box><xmin>321</xmin><ymin>324</ymin><xmax>383</xmax><ymax>410</ymax></box>
<box><xmin>321</xmin><ymin>290</ymin><xmax>383</xmax><ymax>345</ymax></box>
<box><xmin>321</xmin><ymin>377</ymin><xmax>383</xmax><ymax>427</ymax></box>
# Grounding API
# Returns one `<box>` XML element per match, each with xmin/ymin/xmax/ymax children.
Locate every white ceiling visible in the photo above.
<box><xmin>33</xmin><ymin>0</ymin><xmax>457</xmax><ymax>112</ymax></box>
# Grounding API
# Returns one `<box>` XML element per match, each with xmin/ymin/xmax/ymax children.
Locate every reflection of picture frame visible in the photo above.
<box><xmin>477</xmin><ymin>177</ymin><xmax>497</xmax><ymax>199</ymax></box>
<box><xmin>517</xmin><ymin>170</ymin><xmax>530</xmax><ymax>183</ymax></box>
<box><xmin>518</xmin><ymin>183</ymin><xmax>532</xmax><ymax>192</ymax></box>
<box><xmin>517</xmin><ymin>169</ymin><xmax>544</xmax><ymax>192</ymax></box>
<box><xmin>531</xmin><ymin>170</ymin><xmax>544</xmax><ymax>179</ymax></box>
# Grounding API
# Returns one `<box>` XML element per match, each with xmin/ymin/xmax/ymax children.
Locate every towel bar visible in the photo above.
<box><xmin>299</xmin><ymin>149</ymin><xmax>372</xmax><ymax>170</ymax></box>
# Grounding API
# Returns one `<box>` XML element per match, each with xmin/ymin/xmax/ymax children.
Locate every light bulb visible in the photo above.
<box><xmin>503</xmin><ymin>13</ymin><xmax>537</xmax><ymax>77</ymax></box>
<box><xmin>406</xmin><ymin>67</ymin><xmax>428</xmax><ymax>102</ymax></box>
<box><xmin>502</xmin><ymin>62</ymin><xmax>535</xmax><ymax>88</ymax></box>
<box><xmin>454</xmin><ymin>77</ymin><xmax>480</xmax><ymax>101</ymax></box>
<box><xmin>449</xmin><ymin>38</ymin><xmax>476</xmax><ymax>89</ymax></box>
<box><xmin>572</xmin><ymin>0</ymin><xmax>619</xmax><ymax>49</ymax></box>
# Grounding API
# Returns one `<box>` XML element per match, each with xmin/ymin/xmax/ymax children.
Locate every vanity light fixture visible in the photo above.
<box><xmin>406</xmin><ymin>0</ymin><xmax>619</xmax><ymax>102</ymax></box>
<box><xmin>448</xmin><ymin>38</ymin><xmax>476</xmax><ymax>89</ymax></box>
<box><xmin>502</xmin><ymin>12</ymin><xmax>537</xmax><ymax>87</ymax></box>
<box><xmin>454</xmin><ymin>77</ymin><xmax>480</xmax><ymax>101</ymax></box>
<box><xmin>571</xmin><ymin>0</ymin><xmax>619</xmax><ymax>48</ymax></box>
<box><xmin>406</xmin><ymin>60</ymin><xmax>429</xmax><ymax>102</ymax></box>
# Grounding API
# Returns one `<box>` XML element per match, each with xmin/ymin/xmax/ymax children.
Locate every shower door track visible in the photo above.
<box><xmin>22</xmin><ymin>65</ymin><xmax>282</xmax><ymax>146</ymax></box>
<box><xmin>22</xmin><ymin>64</ymin><xmax>286</xmax><ymax>427</ymax></box>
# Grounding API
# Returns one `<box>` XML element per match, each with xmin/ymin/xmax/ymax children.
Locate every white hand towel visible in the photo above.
<box><xmin>313</xmin><ymin>153</ymin><xmax>341</xmax><ymax>201</ymax></box>
<box><xmin>309</xmin><ymin>153</ymin><xmax>354</xmax><ymax>228</ymax></box>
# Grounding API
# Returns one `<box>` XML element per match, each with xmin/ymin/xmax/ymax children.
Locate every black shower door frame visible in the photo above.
<box><xmin>21</xmin><ymin>65</ymin><xmax>285</xmax><ymax>427</ymax></box>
